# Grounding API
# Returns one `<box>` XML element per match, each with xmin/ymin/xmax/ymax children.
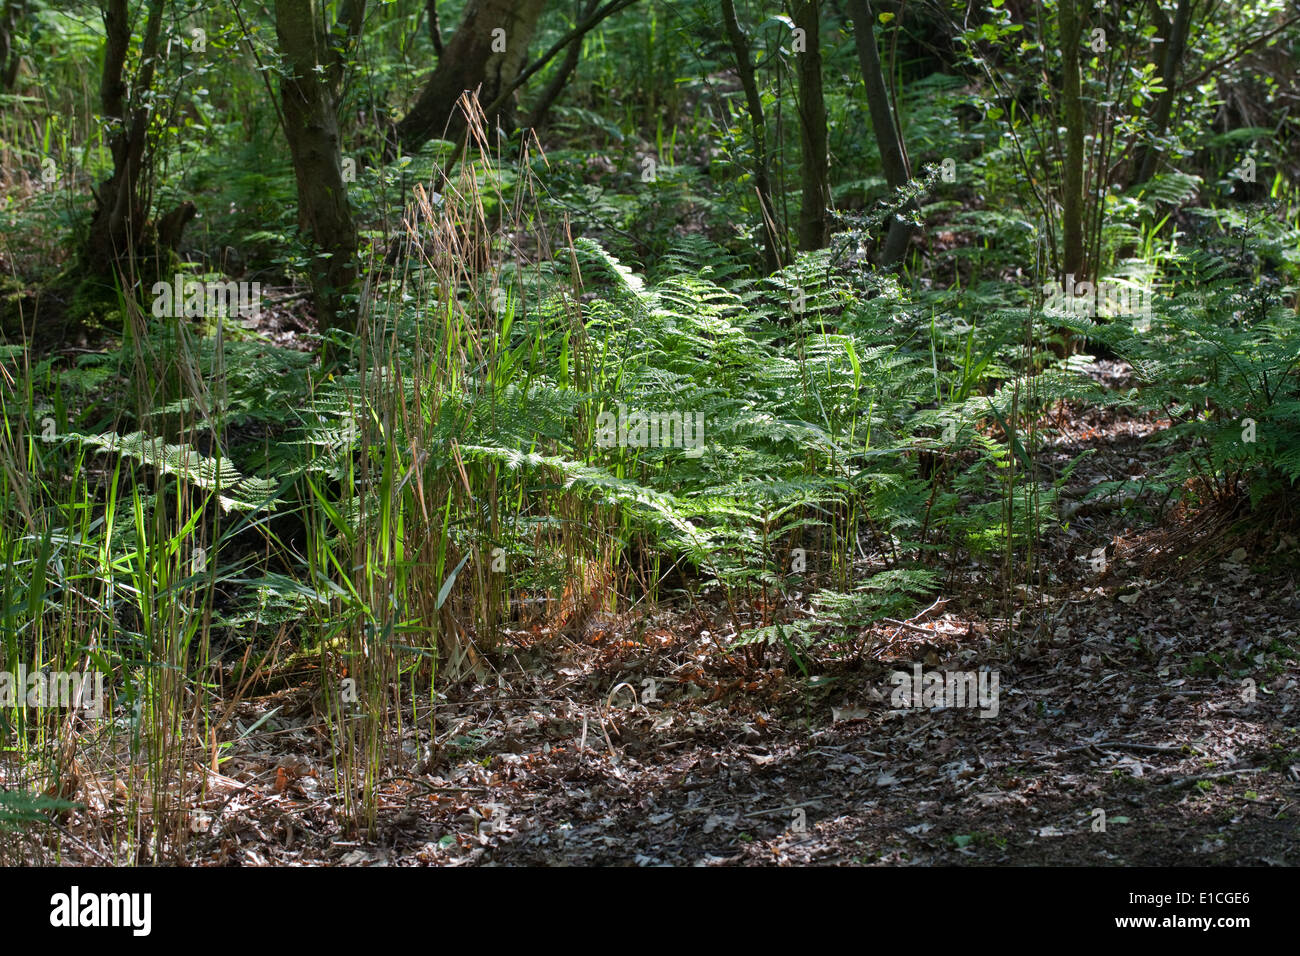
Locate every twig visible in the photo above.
<box><xmin>378</xmin><ymin>775</ymin><xmax>492</xmax><ymax>794</ymax></box>
<box><xmin>1159</xmin><ymin>768</ymin><xmax>1267</xmax><ymax>790</ymax></box>
<box><xmin>880</xmin><ymin>618</ymin><xmax>938</xmax><ymax>635</ymax></box>
<box><xmin>741</xmin><ymin>797</ymin><xmax>830</xmax><ymax>819</ymax></box>
<box><xmin>908</xmin><ymin>597</ymin><xmax>949</xmax><ymax>623</ymax></box>
<box><xmin>50</xmin><ymin>820</ymin><xmax>113</xmax><ymax>865</ymax></box>
<box><xmin>1056</xmin><ymin>740</ymin><xmax>1188</xmax><ymax>755</ymax></box>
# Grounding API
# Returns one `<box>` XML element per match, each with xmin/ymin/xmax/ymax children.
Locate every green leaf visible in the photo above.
<box><xmin>986</xmin><ymin>400</ymin><xmax>1032</xmax><ymax>471</ymax></box>
<box><xmin>436</xmin><ymin>553</ymin><xmax>471</xmax><ymax>610</ymax></box>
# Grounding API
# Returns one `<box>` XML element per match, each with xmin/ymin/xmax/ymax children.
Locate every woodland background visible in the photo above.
<box><xmin>0</xmin><ymin>0</ymin><xmax>1297</xmax><ymax>865</ymax></box>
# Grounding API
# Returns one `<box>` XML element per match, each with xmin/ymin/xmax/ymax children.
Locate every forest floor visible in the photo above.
<box><xmin>50</xmin><ymin>363</ymin><xmax>1300</xmax><ymax>867</ymax></box>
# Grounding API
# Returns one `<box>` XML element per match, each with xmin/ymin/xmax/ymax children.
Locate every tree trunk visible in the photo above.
<box><xmin>426</xmin><ymin>0</ymin><xmax>445</xmax><ymax>56</ymax></box>
<box><xmin>1058</xmin><ymin>0</ymin><xmax>1086</xmax><ymax>283</ymax></box>
<box><xmin>523</xmin><ymin>0</ymin><xmax>594</xmax><ymax>131</ymax></box>
<box><xmin>275</xmin><ymin>0</ymin><xmax>363</xmax><ymax>337</ymax></box>
<box><xmin>794</xmin><ymin>0</ymin><xmax>830</xmax><ymax>252</ymax></box>
<box><xmin>395</xmin><ymin>0</ymin><xmax>548</xmax><ymax>153</ymax></box>
<box><xmin>721</xmin><ymin>0</ymin><xmax>780</xmax><ymax>273</ymax></box>
<box><xmin>1132</xmin><ymin>0</ymin><xmax>1195</xmax><ymax>186</ymax></box>
<box><xmin>0</xmin><ymin>0</ymin><xmax>26</xmax><ymax>90</ymax></box>
<box><xmin>848</xmin><ymin>0</ymin><xmax>915</xmax><ymax>267</ymax></box>
<box><xmin>84</xmin><ymin>0</ymin><xmax>166</xmax><ymax>278</ymax></box>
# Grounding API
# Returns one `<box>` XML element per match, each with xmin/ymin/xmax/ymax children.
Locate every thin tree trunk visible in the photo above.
<box><xmin>721</xmin><ymin>0</ymin><xmax>780</xmax><ymax>273</ymax></box>
<box><xmin>85</xmin><ymin>0</ymin><xmax>166</xmax><ymax>277</ymax></box>
<box><xmin>848</xmin><ymin>0</ymin><xmax>915</xmax><ymax>266</ymax></box>
<box><xmin>793</xmin><ymin>0</ymin><xmax>829</xmax><ymax>251</ymax></box>
<box><xmin>275</xmin><ymin>0</ymin><xmax>363</xmax><ymax>336</ymax></box>
<box><xmin>426</xmin><ymin>0</ymin><xmax>444</xmax><ymax>56</ymax></box>
<box><xmin>416</xmin><ymin>0</ymin><xmax>639</xmax><ymax>188</ymax></box>
<box><xmin>1058</xmin><ymin>0</ymin><xmax>1086</xmax><ymax>283</ymax></box>
<box><xmin>492</xmin><ymin>0</ymin><xmax>638</xmax><ymax>126</ymax></box>
<box><xmin>523</xmin><ymin>0</ymin><xmax>595</xmax><ymax>130</ymax></box>
<box><xmin>395</xmin><ymin>0</ymin><xmax>547</xmax><ymax>152</ymax></box>
<box><xmin>1132</xmin><ymin>0</ymin><xmax>1194</xmax><ymax>186</ymax></box>
<box><xmin>0</xmin><ymin>0</ymin><xmax>25</xmax><ymax>90</ymax></box>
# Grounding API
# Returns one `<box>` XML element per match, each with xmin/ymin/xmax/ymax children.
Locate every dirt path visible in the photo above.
<box><xmin>185</xmin><ymin>529</ymin><xmax>1297</xmax><ymax>867</ymax></box>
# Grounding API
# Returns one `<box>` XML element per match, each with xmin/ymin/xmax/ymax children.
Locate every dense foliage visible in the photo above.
<box><xmin>0</xmin><ymin>0</ymin><xmax>1296</xmax><ymax>856</ymax></box>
